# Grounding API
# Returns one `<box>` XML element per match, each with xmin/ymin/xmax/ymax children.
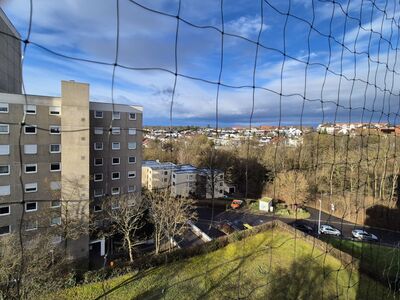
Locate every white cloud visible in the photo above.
<box><xmin>225</xmin><ymin>15</ymin><xmax>269</xmax><ymax>38</ymax></box>
<box><xmin>2</xmin><ymin>0</ymin><xmax>400</xmax><ymax>126</ymax></box>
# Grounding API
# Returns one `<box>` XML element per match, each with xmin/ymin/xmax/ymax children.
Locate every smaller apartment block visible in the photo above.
<box><xmin>142</xmin><ymin>160</ymin><xmax>224</xmax><ymax>199</ymax></box>
<box><xmin>0</xmin><ymin>81</ymin><xmax>142</xmax><ymax>262</ymax></box>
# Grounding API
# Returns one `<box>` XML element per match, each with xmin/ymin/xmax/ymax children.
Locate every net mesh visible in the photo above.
<box><xmin>0</xmin><ymin>0</ymin><xmax>400</xmax><ymax>299</ymax></box>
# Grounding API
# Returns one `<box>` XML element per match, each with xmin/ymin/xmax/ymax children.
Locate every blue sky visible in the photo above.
<box><xmin>2</xmin><ymin>0</ymin><xmax>400</xmax><ymax>127</ymax></box>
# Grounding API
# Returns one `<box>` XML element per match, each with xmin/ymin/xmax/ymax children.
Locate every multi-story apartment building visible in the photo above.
<box><xmin>196</xmin><ymin>168</ymin><xmax>225</xmax><ymax>199</ymax></box>
<box><xmin>171</xmin><ymin>165</ymin><xmax>198</xmax><ymax>198</ymax></box>
<box><xmin>142</xmin><ymin>160</ymin><xmax>177</xmax><ymax>191</ymax></box>
<box><xmin>142</xmin><ymin>160</ymin><xmax>224</xmax><ymax>199</ymax></box>
<box><xmin>0</xmin><ymin>8</ymin><xmax>22</xmax><ymax>94</ymax></box>
<box><xmin>0</xmin><ymin>80</ymin><xmax>142</xmax><ymax>263</ymax></box>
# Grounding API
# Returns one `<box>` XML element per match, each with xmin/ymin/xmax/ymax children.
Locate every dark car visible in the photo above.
<box><xmin>293</xmin><ymin>222</ymin><xmax>314</xmax><ymax>234</ymax></box>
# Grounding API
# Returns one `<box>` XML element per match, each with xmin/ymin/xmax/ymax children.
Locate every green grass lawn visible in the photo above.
<box><xmin>324</xmin><ymin>237</ymin><xmax>400</xmax><ymax>280</ymax></box>
<box><xmin>50</xmin><ymin>230</ymin><xmax>393</xmax><ymax>300</ymax></box>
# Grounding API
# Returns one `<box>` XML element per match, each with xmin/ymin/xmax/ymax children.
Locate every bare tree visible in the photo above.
<box><xmin>102</xmin><ymin>193</ymin><xmax>147</xmax><ymax>262</ymax></box>
<box><xmin>271</xmin><ymin>170</ymin><xmax>309</xmax><ymax>207</ymax></box>
<box><xmin>147</xmin><ymin>190</ymin><xmax>197</xmax><ymax>254</ymax></box>
<box><xmin>48</xmin><ymin>178</ymin><xmax>90</xmax><ymax>258</ymax></box>
<box><xmin>0</xmin><ymin>233</ymin><xmax>67</xmax><ymax>299</ymax></box>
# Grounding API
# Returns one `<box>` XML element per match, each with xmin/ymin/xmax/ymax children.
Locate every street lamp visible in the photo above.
<box><xmin>318</xmin><ymin>199</ymin><xmax>322</xmax><ymax>234</ymax></box>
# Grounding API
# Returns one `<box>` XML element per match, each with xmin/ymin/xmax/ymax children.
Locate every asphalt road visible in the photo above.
<box><xmin>195</xmin><ymin>205</ymin><xmax>400</xmax><ymax>247</ymax></box>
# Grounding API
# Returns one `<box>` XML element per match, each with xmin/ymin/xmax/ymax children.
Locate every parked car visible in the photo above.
<box><xmin>231</xmin><ymin>199</ymin><xmax>243</xmax><ymax>209</ymax></box>
<box><xmin>319</xmin><ymin>224</ymin><xmax>341</xmax><ymax>236</ymax></box>
<box><xmin>352</xmin><ymin>229</ymin><xmax>378</xmax><ymax>242</ymax></box>
<box><xmin>293</xmin><ymin>222</ymin><xmax>314</xmax><ymax>234</ymax></box>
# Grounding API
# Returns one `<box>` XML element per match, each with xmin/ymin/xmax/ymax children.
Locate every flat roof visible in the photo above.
<box><xmin>0</xmin><ymin>91</ymin><xmax>143</xmax><ymax>112</ymax></box>
<box><xmin>143</xmin><ymin>160</ymin><xmax>177</xmax><ymax>169</ymax></box>
<box><xmin>0</xmin><ymin>8</ymin><xmax>20</xmax><ymax>39</ymax></box>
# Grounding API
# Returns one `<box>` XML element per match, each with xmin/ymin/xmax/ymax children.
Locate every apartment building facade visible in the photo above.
<box><xmin>142</xmin><ymin>160</ymin><xmax>177</xmax><ymax>191</ymax></box>
<box><xmin>0</xmin><ymin>8</ymin><xmax>22</xmax><ymax>94</ymax></box>
<box><xmin>142</xmin><ymin>160</ymin><xmax>224</xmax><ymax>199</ymax></box>
<box><xmin>0</xmin><ymin>80</ymin><xmax>142</xmax><ymax>263</ymax></box>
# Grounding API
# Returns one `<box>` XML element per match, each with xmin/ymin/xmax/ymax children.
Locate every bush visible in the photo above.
<box><xmin>83</xmin><ymin>269</ymin><xmax>110</xmax><ymax>284</ymax></box>
<box><xmin>230</xmin><ymin>231</ymin><xmax>243</xmax><ymax>242</ymax></box>
<box><xmin>63</xmin><ymin>272</ymin><xmax>78</xmax><ymax>288</ymax></box>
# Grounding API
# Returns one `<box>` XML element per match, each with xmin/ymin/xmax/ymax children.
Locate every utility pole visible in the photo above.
<box><xmin>318</xmin><ymin>199</ymin><xmax>322</xmax><ymax>234</ymax></box>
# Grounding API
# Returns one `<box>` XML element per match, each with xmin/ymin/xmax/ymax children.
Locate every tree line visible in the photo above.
<box><xmin>145</xmin><ymin>131</ymin><xmax>400</xmax><ymax>223</ymax></box>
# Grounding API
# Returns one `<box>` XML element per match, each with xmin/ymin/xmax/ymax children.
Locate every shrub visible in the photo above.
<box><xmin>63</xmin><ymin>272</ymin><xmax>78</xmax><ymax>288</ymax></box>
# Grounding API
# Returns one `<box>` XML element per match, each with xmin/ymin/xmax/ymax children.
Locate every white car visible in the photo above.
<box><xmin>319</xmin><ymin>225</ymin><xmax>341</xmax><ymax>236</ymax></box>
<box><xmin>352</xmin><ymin>229</ymin><xmax>378</xmax><ymax>242</ymax></box>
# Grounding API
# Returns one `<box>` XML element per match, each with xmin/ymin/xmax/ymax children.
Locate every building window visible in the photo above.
<box><xmin>24</xmin><ymin>125</ymin><xmax>37</xmax><ymax>134</ymax></box>
<box><xmin>128</xmin><ymin>171</ymin><xmax>136</xmax><ymax>179</ymax></box>
<box><xmin>25</xmin><ymin>183</ymin><xmax>38</xmax><ymax>193</ymax></box>
<box><xmin>24</xmin><ymin>104</ymin><xmax>36</xmax><ymax>114</ymax></box>
<box><xmin>50</xmin><ymin>181</ymin><xmax>61</xmax><ymax>191</ymax></box>
<box><xmin>112</xmin><ymin>142</ymin><xmax>120</xmax><ymax>150</ymax></box>
<box><xmin>128</xmin><ymin>156</ymin><xmax>136</xmax><ymax>164</ymax></box>
<box><xmin>0</xmin><ymin>145</ymin><xmax>9</xmax><ymax>155</ymax></box>
<box><xmin>0</xmin><ymin>205</ymin><xmax>10</xmax><ymax>216</ymax></box>
<box><xmin>0</xmin><ymin>185</ymin><xmax>10</xmax><ymax>196</ymax></box>
<box><xmin>0</xmin><ymin>225</ymin><xmax>10</xmax><ymax>236</ymax></box>
<box><xmin>24</xmin><ymin>164</ymin><xmax>37</xmax><ymax>174</ymax></box>
<box><xmin>128</xmin><ymin>142</ymin><xmax>137</xmax><ymax>150</ymax></box>
<box><xmin>112</xmin><ymin>127</ymin><xmax>120</xmax><ymax>135</ymax></box>
<box><xmin>51</xmin><ymin>216</ymin><xmax>61</xmax><ymax>226</ymax></box>
<box><xmin>111</xmin><ymin>201</ymin><xmax>120</xmax><ymax>210</ymax></box>
<box><xmin>25</xmin><ymin>221</ymin><xmax>38</xmax><ymax>231</ymax></box>
<box><xmin>94</xmin><ymin>111</ymin><xmax>103</xmax><ymax>118</ymax></box>
<box><xmin>0</xmin><ymin>103</ymin><xmax>9</xmax><ymax>113</ymax></box>
<box><xmin>94</xmin><ymin>204</ymin><xmax>102</xmax><ymax>212</ymax></box>
<box><xmin>24</xmin><ymin>144</ymin><xmax>37</xmax><ymax>154</ymax></box>
<box><xmin>128</xmin><ymin>128</ymin><xmax>136</xmax><ymax>135</ymax></box>
<box><xmin>94</xmin><ymin>189</ymin><xmax>103</xmax><ymax>197</ymax></box>
<box><xmin>0</xmin><ymin>165</ymin><xmax>9</xmax><ymax>175</ymax></box>
<box><xmin>52</xmin><ymin>235</ymin><xmax>62</xmax><ymax>244</ymax></box>
<box><xmin>112</xmin><ymin>157</ymin><xmax>120</xmax><ymax>165</ymax></box>
<box><xmin>128</xmin><ymin>185</ymin><xmax>136</xmax><ymax>192</ymax></box>
<box><xmin>49</xmin><ymin>144</ymin><xmax>61</xmax><ymax>153</ymax></box>
<box><xmin>129</xmin><ymin>113</ymin><xmax>136</xmax><ymax>120</ymax></box>
<box><xmin>112</xmin><ymin>172</ymin><xmax>120</xmax><ymax>180</ymax></box>
<box><xmin>0</xmin><ymin>124</ymin><xmax>9</xmax><ymax>134</ymax></box>
<box><xmin>94</xmin><ymin>127</ymin><xmax>103</xmax><ymax>135</ymax></box>
<box><xmin>94</xmin><ymin>158</ymin><xmax>103</xmax><ymax>166</ymax></box>
<box><xmin>49</xmin><ymin>125</ymin><xmax>61</xmax><ymax>134</ymax></box>
<box><xmin>111</xmin><ymin>187</ymin><xmax>120</xmax><ymax>195</ymax></box>
<box><xmin>49</xmin><ymin>106</ymin><xmax>61</xmax><ymax>115</ymax></box>
<box><xmin>50</xmin><ymin>162</ymin><xmax>61</xmax><ymax>172</ymax></box>
<box><xmin>94</xmin><ymin>142</ymin><xmax>103</xmax><ymax>150</ymax></box>
<box><xmin>112</xmin><ymin>111</ymin><xmax>120</xmax><ymax>120</ymax></box>
<box><xmin>94</xmin><ymin>173</ymin><xmax>103</xmax><ymax>182</ymax></box>
<box><xmin>51</xmin><ymin>200</ymin><xmax>61</xmax><ymax>208</ymax></box>
<box><xmin>25</xmin><ymin>201</ymin><xmax>37</xmax><ymax>211</ymax></box>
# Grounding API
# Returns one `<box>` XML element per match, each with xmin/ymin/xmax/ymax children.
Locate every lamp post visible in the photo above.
<box><xmin>318</xmin><ymin>199</ymin><xmax>322</xmax><ymax>234</ymax></box>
